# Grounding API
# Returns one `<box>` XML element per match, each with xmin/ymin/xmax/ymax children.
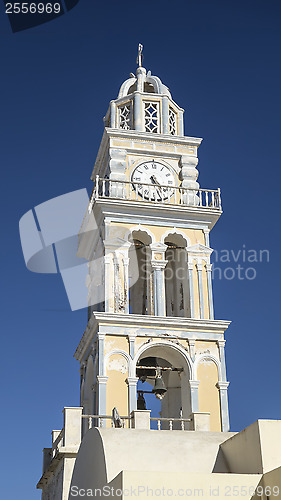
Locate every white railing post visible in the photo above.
<box><xmin>218</xmin><ymin>188</ymin><xmax>221</xmax><ymax>209</ymax></box>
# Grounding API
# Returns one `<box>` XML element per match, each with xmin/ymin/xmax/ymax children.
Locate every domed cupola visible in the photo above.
<box><xmin>104</xmin><ymin>44</ymin><xmax>184</xmax><ymax>136</ymax></box>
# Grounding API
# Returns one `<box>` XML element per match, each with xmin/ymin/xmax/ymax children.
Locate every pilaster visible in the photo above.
<box><xmin>189</xmin><ymin>380</ymin><xmax>200</xmax><ymax>412</ymax></box>
<box><xmin>187</xmin><ymin>262</ymin><xmax>195</xmax><ymax>318</ymax></box>
<box><xmin>97</xmin><ymin>375</ymin><xmax>108</xmax><ymax>416</ymax></box>
<box><xmin>196</xmin><ymin>262</ymin><xmax>204</xmax><ymax>319</ymax></box>
<box><xmin>216</xmin><ymin>381</ymin><xmax>230</xmax><ymax>432</ymax></box>
<box><xmin>179</xmin><ymin>155</ymin><xmax>200</xmax><ymax>205</ymax></box>
<box><xmin>127</xmin><ymin>377</ymin><xmax>139</xmax><ymax>413</ymax></box>
<box><xmin>206</xmin><ymin>263</ymin><xmax>214</xmax><ymax>320</ymax></box>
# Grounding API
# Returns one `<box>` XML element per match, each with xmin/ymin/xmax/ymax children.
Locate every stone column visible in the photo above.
<box><xmin>150</xmin><ymin>243</ymin><xmax>168</xmax><ymax>316</ymax></box>
<box><xmin>196</xmin><ymin>262</ymin><xmax>204</xmax><ymax>319</ymax></box>
<box><xmin>189</xmin><ymin>380</ymin><xmax>200</xmax><ymax>412</ymax></box>
<box><xmin>179</xmin><ymin>155</ymin><xmax>200</xmax><ymax>205</ymax></box>
<box><xmin>162</xmin><ymin>95</ymin><xmax>169</xmax><ymax>134</ymax></box>
<box><xmin>110</xmin><ymin>101</ymin><xmax>116</xmax><ymax>128</ymax></box>
<box><xmin>127</xmin><ymin>377</ymin><xmax>139</xmax><ymax>414</ymax></box>
<box><xmin>178</xmin><ymin>109</ymin><xmax>184</xmax><ymax>136</ymax></box>
<box><xmin>206</xmin><ymin>263</ymin><xmax>214</xmax><ymax>319</ymax></box>
<box><xmin>133</xmin><ymin>92</ymin><xmax>142</xmax><ymax>131</ymax></box>
<box><xmin>151</xmin><ymin>263</ymin><xmax>167</xmax><ymax>316</ymax></box>
<box><xmin>216</xmin><ymin>381</ymin><xmax>230</xmax><ymax>432</ymax></box>
<box><xmin>98</xmin><ymin>333</ymin><xmax>105</xmax><ymax>376</ymax></box>
<box><xmin>187</xmin><ymin>261</ymin><xmax>195</xmax><ymax>318</ymax></box>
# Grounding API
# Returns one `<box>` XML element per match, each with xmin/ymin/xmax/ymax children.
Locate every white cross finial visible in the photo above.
<box><xmin>137</xmin><ymin>43</ymin><xmax>143</xmax><ymax>67</ymax></box>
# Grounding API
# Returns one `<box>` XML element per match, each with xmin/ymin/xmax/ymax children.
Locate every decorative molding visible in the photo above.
<box><xmin>96</xmin><ymin>376</ymin><xmax>108</xmax><ymax>384</ymax></box>
<box><xmin>160</xmin><ymin>227</ymin><xmax>191</xmax><ymax>247</ymax></box>
<box><xmin>74</xmin><ymin>313</ymin><xmax>230</xmax><ymax>362</ymax></box>
<box><xmin>216</xmin><ymin>381</ymin><xmax>230</xmax><ymax>390</ymax></box>
<box><xmin>124</xmin><ymin>225</ymin><xmax>156</xmax><ymax>244</ymax></box>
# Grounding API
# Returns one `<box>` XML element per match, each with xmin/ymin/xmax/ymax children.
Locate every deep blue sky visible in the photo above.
<box><xmin>1</xmin><ymin>1</ymin><xmax>281</xmax><ymax>498</ymax></box>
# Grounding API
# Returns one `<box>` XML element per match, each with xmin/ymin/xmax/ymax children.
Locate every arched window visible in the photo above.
<box><xmin>128</xmin><ymin>232</ymin><xmax>152</xmax><ymax>315</ymax></box>
<box><xmin>164</xmin><ymin>234</ymin><xmax>190</xmax><ymax>317</ymax></box>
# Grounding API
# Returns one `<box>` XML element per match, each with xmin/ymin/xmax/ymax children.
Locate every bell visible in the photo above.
<box><xmin>137</xmin><ymin>391</ymin><xmax>147</xmax><ymax>410</ymax></box>
<box><xmin>152</xmin><ymin>368</ymin><xmax>167</xmax><ymax>400</ymax></box>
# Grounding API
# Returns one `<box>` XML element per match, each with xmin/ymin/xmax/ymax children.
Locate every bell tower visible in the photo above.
<box><xmin>76</xmin><ymin>46</ymin><xmax>231</xmax><ymax>433</ymax></box>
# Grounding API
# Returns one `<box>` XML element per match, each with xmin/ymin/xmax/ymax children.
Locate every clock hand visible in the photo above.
<box><xmin>149</xmin><ymin>175</ymin><xmax>163</xmax><ymax>200</ymax></box>
<box><xmin>150</xmin><ymin>175</ymin><xmax>161</xmax><ymax>187</ymax></box>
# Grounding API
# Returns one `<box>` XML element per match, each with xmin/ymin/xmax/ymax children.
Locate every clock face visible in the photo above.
<box><xmin>131</xmin><ymin>160</ymin><xmax>175</xmax><ymax>201</ymax></box>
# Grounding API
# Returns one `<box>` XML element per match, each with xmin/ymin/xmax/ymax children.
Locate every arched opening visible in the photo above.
<box><xmin>144</xmin><ymin>81</ymin><xmax>155</xmax><ymax>93</ymax></box>
<box><xmin>136</xmin><ymin>343</ymin><xmax>192</xmax><ymax>429</ymax></box>
<box><xmin>127</xmin><ymin>82</ymin><xmax>137</xmax><ymax>94</ymax></box>
<box><xmin>164</xmin><ymin>234</ymin><xmax>190</xmax><ymax>318</ymax></box>
<box><xmin>128</xmin><ymin>231</ymin><xmax>152</xmax><ymax>315</ymax></box>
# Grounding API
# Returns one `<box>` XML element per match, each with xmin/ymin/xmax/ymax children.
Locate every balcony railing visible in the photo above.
<box><xmin>82</xmin><ymin>414</ymin><xmax>191</xmax><ymax>431</ymax></box>
<box><xmin>88</xmin><ymin>176</ymin><xmax>222</xmax><ymax>212</ymax></box>
<box><xmin>82</xmin><ymin>414</ymin><xmax>131</xmax><ymax>430</ymax></box>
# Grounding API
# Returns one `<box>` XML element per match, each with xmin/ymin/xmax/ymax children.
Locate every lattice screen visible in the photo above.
<box><xmin>144</xmin><ymin>101</ymin><xmax>160</xmax><ymax>133</ymax></box>
<box><xmin>169</xmin><ymin>107</ymin><xmax>177</xmax><ymax>135</ymax></box>
<box><xmin>118</xmin><ymin>104</ymin><xmax>131</xmax><ymax>130</ymax></box>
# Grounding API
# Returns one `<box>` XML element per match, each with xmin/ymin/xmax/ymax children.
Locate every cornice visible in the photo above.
<box><xmin>74</xmin><ymin>312</ymin><xmax>231</xmax><ymax>362</ymax></box>
<box><xmin>104</xmin><ymin>127</ymin><xmax>203</xmax><ymax>146</ymax></box>
<box><xmin>92</xmin><ymin>198</ymin><xmax>222</xmax><ymax>231</ymax></box>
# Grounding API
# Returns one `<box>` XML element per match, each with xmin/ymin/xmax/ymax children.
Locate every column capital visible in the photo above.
<box><xmin>98</xmin><ymin>333</ymin><xmax>106</xmax><ymax>341</ymax></box>
<box><xmin>97</xmin><ymin>375</ymin><xmax>108</xmax><ymax>385</ymax></box>
<box><xmin>126</xmin><ymin>377</ymin><xmax>139</xmax><ymax>386</ymax></box>
<box><xmin>196</xmin><ymin>262</ymin><xmax>203</xmax><ymax>272</ymax></box>
<box><xmin>206</xmin><ymin>263</ymin><xmax>212</xmax><ymax>272</ymax></box>
<box><xmin>216</xmin><ymin>381</ymin><xmax>229</xmax><ymax>390</ymax></box>
<box><xmin>189</xmin><ymin>380</ymin><xmax>200</xmax><ymax>389</ymax></box>
<box><xmin>188</xmin><ymin>339</ymin><xmax>196</xmax><ymax>347</ymax></box>
<box><xmin>104</xmin><ymin>254</ymin><xmax>111</xmax><ymax>265</ymax></box>
<box><xmin>217</xmin><ymin>340</ymin><xmax>226</xmax><ymax>348</ymax></box>
<box><xmin>187</xmin><ymin>262</ymin><xmax>194</xmax><ymax>271</ymax></box>
<box><xmin>151</xmin><ymin>259</ymin><xmax>168</xmax><ymax>270</ymax></box>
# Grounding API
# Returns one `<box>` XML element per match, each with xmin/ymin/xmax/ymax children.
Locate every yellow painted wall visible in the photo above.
<box><xmin>106</xmin><ymin>353</ymin><xmax>129</xmax><ymax>425</ymax></box>
<box><xmin>198</xmin><ymin>359</ymin><xmax>221</xmax><ymax>432</ymax></box>
<box><xmin>104</xmin><ymin>336</ymin><xmax>129</xmax><ymax>355</ymax></box>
